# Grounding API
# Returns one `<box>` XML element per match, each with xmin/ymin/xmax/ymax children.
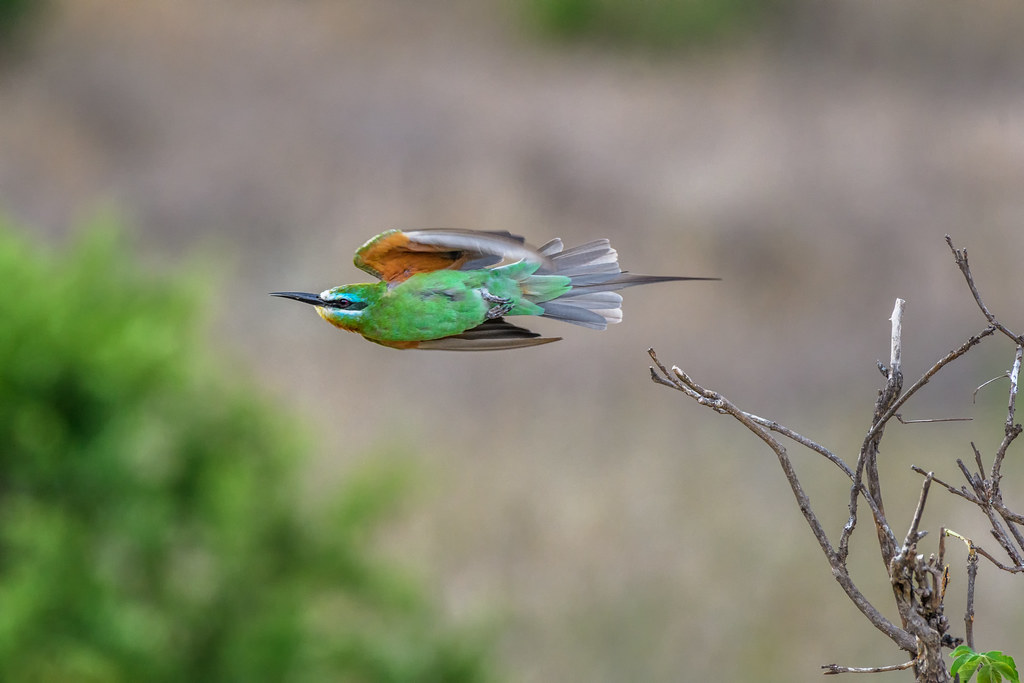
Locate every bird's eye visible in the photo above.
<box><xmin>323</xmin><ymin>295</ymin><xmax>367</xmax><ymax>311</ymax></box>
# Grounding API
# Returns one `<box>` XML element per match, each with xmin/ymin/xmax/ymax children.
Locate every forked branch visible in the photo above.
<box><xmin>650</xmin><ymin>236</ymin><xmax>1024</xmax><ymax>680</ymax></box>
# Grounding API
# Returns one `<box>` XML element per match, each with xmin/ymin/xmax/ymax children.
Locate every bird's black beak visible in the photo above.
<box><xmin>269</xmin><ymin>291</ymin><xmax>324</xmax><ymax>306</ymax></box>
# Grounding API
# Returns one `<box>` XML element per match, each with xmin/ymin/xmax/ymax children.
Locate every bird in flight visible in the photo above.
<box><xmin>271</xmin><ymin>229</ymin><xmax>716</xmax><ymax>350</ymax></box>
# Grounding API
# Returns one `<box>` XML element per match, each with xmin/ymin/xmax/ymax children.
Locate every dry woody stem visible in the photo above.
<box><xmin>650</xmin><ymin>236</ymin><xmax>1024</xmax><ymax>682</ymax></box>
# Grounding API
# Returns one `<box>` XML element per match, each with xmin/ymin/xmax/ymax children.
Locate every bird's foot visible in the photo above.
<box><xmin>481</xmin><ymin>290</ymin><xmax>514</xmax><ymax>319</ymax></box>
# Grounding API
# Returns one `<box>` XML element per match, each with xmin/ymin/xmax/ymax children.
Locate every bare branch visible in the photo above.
<box><xmin>843</xmin><ymin>300</ymin><xmax>907</xmax><ymax>568</ymax></box>
<box><xmin>966</xmin><ymin>547</ymin><xmax>978</xmax><ymax>649</ymax></box>
<box><xmin>1007</xmin><ymin>346</ymin><xmax>1021</xmax><ymax>427</ymax></box>
<box><xmin>890</xmin><ymin>298</ymin><xmax>905</xmax><ymax>374</ymax></box>
<box><xmin>864</xmin><ymin>328</ymin><xmax>996</xmax><ymax>445</ymax></box>
<box><xmin>887</xmin><ymin>471</ymin><xmax>948</xmax><ymax>679</ymax></box>
<box><xmin>649</xmin><ymin>350</ymin><xmax>915</xmax><ymax>652</ymax></box>
<box><xmin>903</xmin><ymin>473</ymin><xmax>933</xmax><ymax>551</ymax></box>
<box><xmin>822</xmin><ymin>660</ymin><xmax>916</xmax><ymax>675</ymax></box>
<box><xmin>945</xmin><ymin>529</ymin><xmax>1024</xmax><ymax>574</ymax></box>
<box><xmin>946</xmin><ymin>235</ymin><xmax>1024</xmax><ymax>345</ymax></box>
<box><xmin>840</xmin><ymin>326</ymin><xmax>995</xmax><ymax>567</ymax></box>
<box><xmin>977</xmin><ymin>547</ymin><xmax>1023</xmax><ymax>572</ymax></box>
<box><xmin>988</xmin><ymin>514</ymin><xmax>1024</xmax><ymax>565</ymax></box>
<box><xmin>991</xmin><ymin>345</ymin><xmax>1024</xmax><ymax>487</ymax></box>
<box><xmin>995</xmin><ymin>501</ymin><xmax>1024</xmax><ymax>525</ymax></box>
<box><xmin>957</xmin><ymin>458</ymin><xmax>980</xmax><ymax>493</ymax></box>
<box><xmin>649</xmin><ymin>366</ymin><xmax>679</xmax><ymax>390</ymax></box>
<box><xmin>911</xmin><ymin>465</ymin><xmax>982</xmax><ymax>506</ymax></box>
<box><xmin>951</xmin><ymin>373</ymin><xmax>1024</xmax><ymax>565</ymax></box>
<box><xmin>651</xmin><ymin>239</ymin><xmax>1024</xmax><ymax>679</ymax></box>
<box><xmin>895</xmin><ymin>415</ymin><xmax>972</xmax><ymax>424</ymax></box>
<box><xmin>997</xmin><ymin>506</ymin><xmax>1024</xmax><ymax>558</ymax></box>
<box><xmin>973</xmin><ymin>374</ymin><xmax>1007</xmax><ymax>403</ymax></box>
<box><xmin>972</xmin><ymin>443</ymin><xmax>986</xmax><ymax>482</ymax></box>
<box><xmin>653</xmin><ymin>349</ymin><xmax>891</xmax><ymax>526</ymax></box>
<box><xmin>957</xmin><ymin>462</ymin><xmax>1024</xmax><ymax>566</ymax></box>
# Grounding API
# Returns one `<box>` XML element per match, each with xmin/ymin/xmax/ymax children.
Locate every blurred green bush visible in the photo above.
<box><xmin>0</xmin><ymin>0</ymin><xmax>43</xmax><ymax>49</ymax></box>
<box><xmin>0</xmin><ymin>217</ymin><xmax>493</xmax><ymax>683</ymax></box>
<box><xmin>523</xmin><ymin>0</ymin><xmax>777</xmax><ymax>50</ymax></box>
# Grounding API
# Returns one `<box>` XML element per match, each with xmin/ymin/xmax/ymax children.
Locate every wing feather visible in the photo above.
<box><xmin>415</xmin><ymin>318</ymin><xmax>561</xmax><ymax>351</ymax></box>
<box><xmin>354</xmin><ymin>229</ymin><xmax>551</xmax><ymax>283</ymax></box>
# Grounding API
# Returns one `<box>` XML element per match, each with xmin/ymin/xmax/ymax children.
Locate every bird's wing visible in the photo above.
<box><xmin>354</xmin><ymin>229</ymin><xmax>552</xmax><ymax>283</ymax></box>
<box><xmin>415</xmin><ymin>318</ymin><xmax>561</xmax><ymax>351</ymax></box>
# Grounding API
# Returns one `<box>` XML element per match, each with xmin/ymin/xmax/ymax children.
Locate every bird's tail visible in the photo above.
<box><xmin>516</xmin><ymin>238</ymin><xmax>715</xmax><ymax>330</ymax></box>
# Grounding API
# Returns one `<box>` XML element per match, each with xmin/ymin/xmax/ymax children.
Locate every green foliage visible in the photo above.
<box><xmin>0</xmin><ymin>217</ymin><xmax>493</xmax><ymax>682</ymax></box>
<box><xmin>522</xmin><ymin>0</ymin><xmax>778</xmax><ymax>51</ymax></box>
<box><xmin>950</xmin><ymin>646</ymin><xmax>1020</xmax><ymax>683</ymax></box>
<box><xmin>0</xmin><ymin>0</ymin><xmax>43</xmax><ymax>47</ymax></box>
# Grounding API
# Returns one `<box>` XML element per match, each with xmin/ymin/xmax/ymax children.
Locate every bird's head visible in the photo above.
<box><xmin>270</xmin><ymin>284</ymin><xmax>379</xmax><ymax>332</ymax></box>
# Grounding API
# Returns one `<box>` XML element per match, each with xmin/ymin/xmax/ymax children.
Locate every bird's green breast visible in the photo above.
<box><xmin>359</xmin><ymin>270</ymin><xmax>512</xmax><ymax>343</ymax></box>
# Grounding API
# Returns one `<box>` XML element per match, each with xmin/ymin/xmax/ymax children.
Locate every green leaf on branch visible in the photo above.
<box><xmin>950</xmin><ymin>647</ymin><xmax>1019</xmax><ymax>683</ymax></box>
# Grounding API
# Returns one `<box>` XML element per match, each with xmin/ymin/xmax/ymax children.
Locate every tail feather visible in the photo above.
<box><xmin>538</xmin><ymin>238</ymin><xmax>564</xmax><ymax>255</ymax></box>
<box><xmin>525</xmin><ymin>238</ymin><xmax>716</xmax><ymax>329</ymax></box>
<box><xmin>538</xmin><ymin>302</ymin><xmax>616</xmax><ymax>329</ymax></box>
<box><xmin>537</xmin><ymin>239</ymin><xmax>617</xmax><ymax>272</ymax></box>
<box><xmin>556</xmin><ymin>290</ymin><xmax>622</xmax><ymax>307</ymax></box>
<box><xmin>567</xmin><ymin>273</ymin><xmax>704</xmax><ymax>293</ymax></box>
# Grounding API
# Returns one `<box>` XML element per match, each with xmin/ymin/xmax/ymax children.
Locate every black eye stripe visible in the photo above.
<box><xmin>325</xmin><ymin>298</ymin><xmax>368</xmax><ymax>311</ymax></box>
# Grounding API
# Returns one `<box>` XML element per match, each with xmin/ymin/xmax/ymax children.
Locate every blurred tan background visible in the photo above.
<box><xmin>3</xmin><ymin>0</ymin><xmax>1024</xmax><ymax>680</ymax></box>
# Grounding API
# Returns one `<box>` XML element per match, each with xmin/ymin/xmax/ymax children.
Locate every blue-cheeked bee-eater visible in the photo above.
<box><xmin>271</xmin><ymin>229</ymin><xmax>716</xmax><ymax>350</ymax></box>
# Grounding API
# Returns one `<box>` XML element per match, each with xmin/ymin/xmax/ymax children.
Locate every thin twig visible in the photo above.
<box><xmin>991</xmin><ymin>345</ymin><xmax>1024</xmax><ymax>487</ymax></box>
<box><xmin>972</xmin><ymin>443</ymin><xmax>986</xmax><ymax>482</ymax></box>
<box><xmin>648</xmin><ymin>237</ymin><xmax>1024</xmax><ymax>681</ymax></box>
<box><xmin>986</xmin><ymin>348</ymin><xmax>1024</xmax><ymax>559</ymax></box>
<box><xmin>902</xmin><ymin>472</ymin><xmax>933</xmax><ymax>551</ymax></box>
<box><xmin>973</xmin><ymin>374</ymin><xmax>1007</xmax><ymax>403</ymax></box>
<box><xmin>944</xmin><ymin>530</ymin><xmax>976</xmax><ymax>649</ymax></box>
<box><xmin>822</xmin><ymin>660</ymin><xmax>916</xmax><ymax>675</ymax></box>
<box><xmin>863</xmin><ymin>328</ymin><xmax>995</xmax><ymax>445</ymax></box>
<box><xmin>849</xmin><ymin>324</ymin><xmax>995</xmax><ymax>571</ymax></box>
<box><xmin>911</xmin><ymin>465</ymin><xmax>981</xmax><ymax>506</ymax></box>
<box><xmin>1006</xmin><ymin>346</ymin><xmax>1021</xmax><ymax>428</ymax></box>
<box><xmin>995</xmin><ymin>502</ymin><xmax>1024</xmax><ymax>525</ymax></box>
<box><xmin>946</xmin><ymin>235</ymin><xmax>1024</xmax><ymax>345</ymax></box>
<box><xmin>957</xmin><ymin>459</ymin><xmax>980</xmax><ymax>492</ymax></box>
<box><xmin>841</xmin><ymin>325</ymin><xmax>995</xmax><ymax>567</ymax></box>
<box><xmin>944</xmin><ymin>240</ymin><xmax>1024</xmax><ymax>564</ymax></box>
<box><xmin>966</xmin><ymin>549</ymin><xmax>978</xmax><ymax>649</ymax></box>
<box><xmin>895</xmin><ymin>415</ymin><xmax>972</xmax><ymax>424</ymax></box>
<box><xmin>996</xmin><ymin>498</ymin><xmax>1024</xmax><ymax>559</ymax></box>
<box><xmin>946</xmin><ymin>529</ymin><xmax>1024</xmax><ymax>573</ymax></box>
<box><xmin>888</xmin><ymin>473</ymin><xmax>949</xmax><ymax>671</ymax></box>
<box><xmin>648</xmin><ymin>350</ymin><xmax>915</xmax><ymax>652</ymax></box>
<box><xmin>987</xmin><ymin>516</ymin><xmax>1022</xmax><ymax>565</ymax></box>
<box><xmin>974</xmin><ymin>545</ymin><xmax>1024</xmax><ymax>572</ymax></box>
<box><xmin>957</xmin><ymin>458</ymin><xmax>1024</xmax><ymax>566</ymax></box>
<box><xmin>953</xmin><ymin>375</ymin><xmax>1024</xmax><ymax>565</ymax></box>
<box><xmin>651</xmin><ymin>350</ymin><xmax>892</xmax><ymax>557</ymax></box>
<box><xmin>890</xmin><ymin>298</ymin><xmax>904</xmax><ymax>374</ymax></box>
<box><xmin>844</xmin><ymin>300</ymin><xmax>906</xmax><ymax>568</ymax></box>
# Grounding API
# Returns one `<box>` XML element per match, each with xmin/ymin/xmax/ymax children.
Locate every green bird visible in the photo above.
<box><xmin>271</xmin><ymin>229</ymin><xmax>716</xmax><ymax>350</ymax></box>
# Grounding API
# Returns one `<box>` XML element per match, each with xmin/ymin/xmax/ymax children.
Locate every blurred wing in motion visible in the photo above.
<box><xmin>354</xmin><ymin>229</ymin><xmax>553</xmax><ymax>283</ymax></box>
<box><xmin>416</xmin><ymin>318</ymin><xmax>561</xmax><ymax>351</ymax></box>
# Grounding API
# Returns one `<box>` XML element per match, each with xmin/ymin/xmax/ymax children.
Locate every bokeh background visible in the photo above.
<box><xmin>3</xmin><ymin>0</ymin><xmax>1024</xmax><ymax>680</ymax></box>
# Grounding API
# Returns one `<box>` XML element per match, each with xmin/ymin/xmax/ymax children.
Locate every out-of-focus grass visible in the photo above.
<box><xmin>0</xmin><ymin>215</ymin><xmax>495</xmax><ymax>683</ymax></box>
<box><xmin>521</xmin><ymin>0</ymin><xmax>781</xmax><ymax>50</ymax></box>
<box><xmin>0</xmin><ymin>0</ymin><xmax>44</xmax><ymax>50</ymax></box>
